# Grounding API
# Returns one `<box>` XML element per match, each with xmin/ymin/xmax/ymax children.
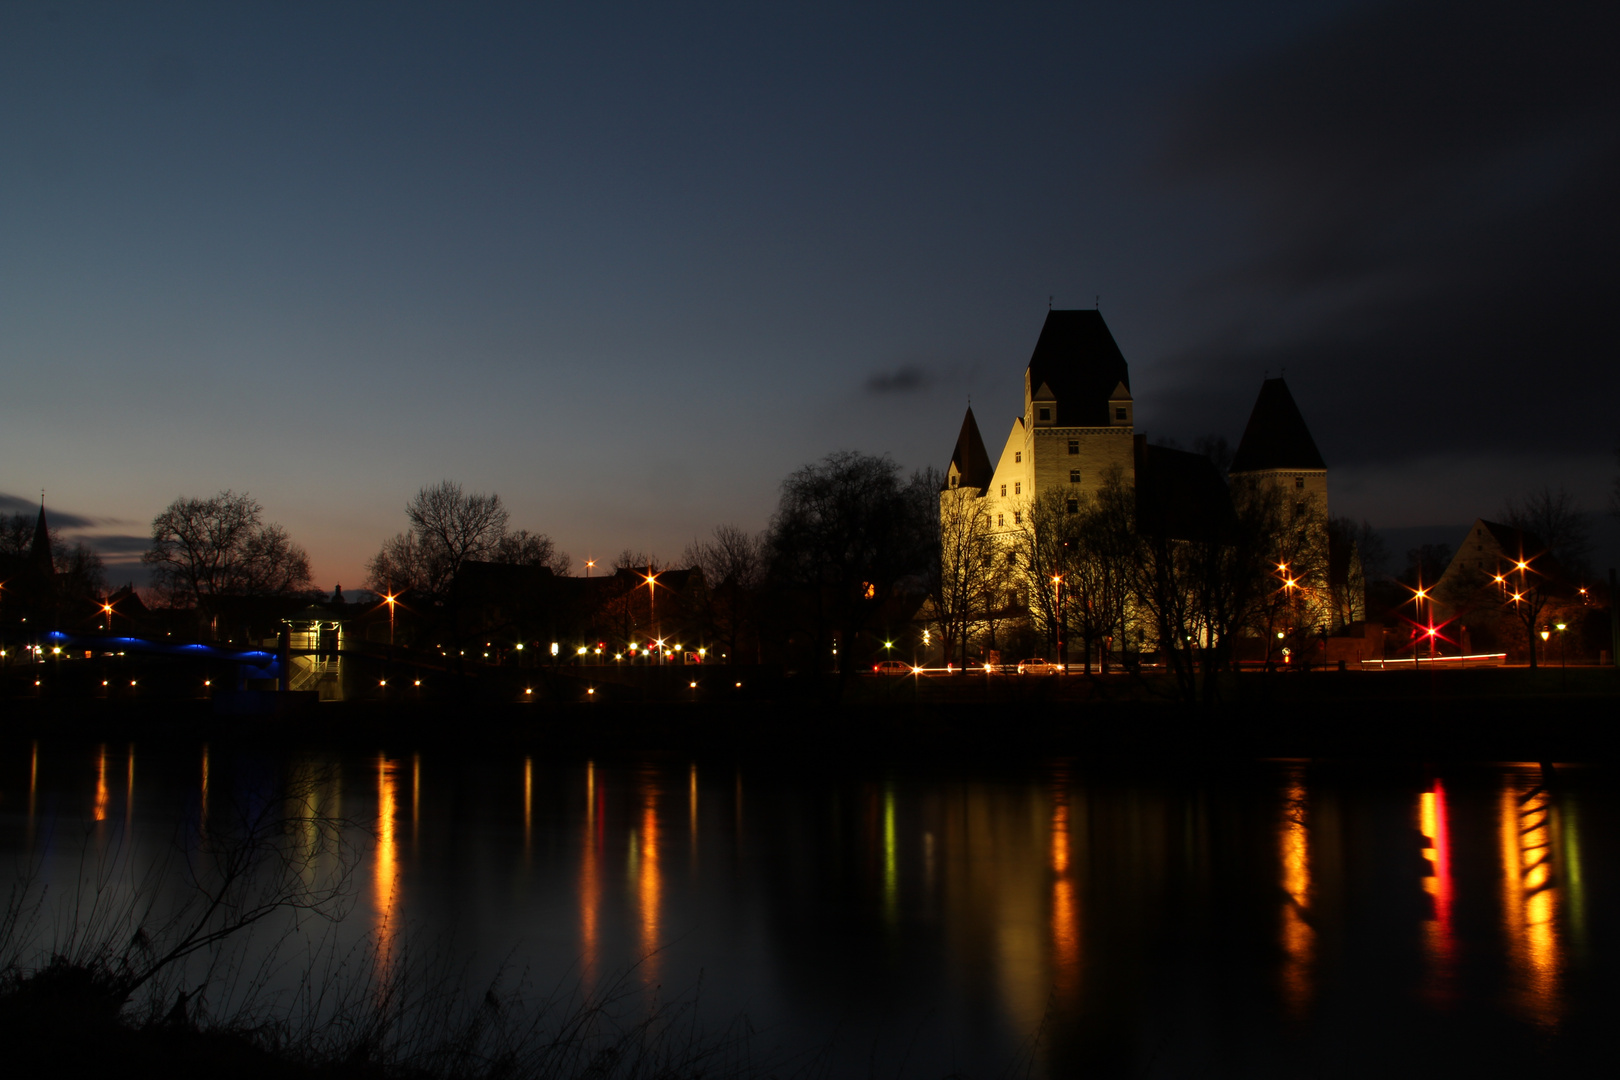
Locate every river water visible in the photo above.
<box><xmin>2</xmin><ymin>737</ymin><xmax>1613</xmax><ymax>1076</ymax></box>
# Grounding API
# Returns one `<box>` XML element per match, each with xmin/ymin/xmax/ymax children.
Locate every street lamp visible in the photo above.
<box><xmin>1556</xmin><ymin>621</ymin><xmax>1568</xmax><ymax>689</ymax></box>
<box><xmin>1052</xmin><ymin>575</ymin><xmax>1065</xmax><ymax>673</ymax></box>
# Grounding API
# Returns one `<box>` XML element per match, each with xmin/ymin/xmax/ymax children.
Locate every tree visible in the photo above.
<box><xmin>932</xmin><ymin>483</ymin><xmax>999</xmax><ymax>669</ymax></box>
<box><xmin>404</xmin><ymin>480</ymin><xmax>509</xmax><ymax>593</ymax></box>
<box><xmin>683</xmin><ymin>525</ymin><xmax>766</xmax><ymax>664</ymax></box>
<box><xmin>1129</xmin><ymin>473</ymin><xmax>1287</xmax><ymax>706</ymax></box>
<box><xmin>765</xmin><ymin>451</ymin><xmax>935</xmax><ymax>690</ymax></box>
<box><xmin>364</xmin><ymin>481</ymin><xmax>546</xmax><ymax>599</ymax></box>
<box><xmin>493</xmin><ymin>528</ymin><xmax>572</xmax><ymax>576</ymax></box>
<box><xmin>1502</xmin><ymin>487</ymin><xmax>1592</xmax><ymax>579</ymax></box>
<box><xmin>143</xmin><ymin>492</ymin><xmax>312</xmax><ymax>613</ymax></box>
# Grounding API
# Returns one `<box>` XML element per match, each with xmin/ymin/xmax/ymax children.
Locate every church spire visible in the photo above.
<box><xmin>29</xmin><ymin>498</ymin><xmax>54</xmax><ymax>576</ymax></box>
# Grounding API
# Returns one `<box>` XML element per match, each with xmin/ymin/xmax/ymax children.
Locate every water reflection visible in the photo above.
<box><xmin>523</xmin><ymin>756</ymin><xmax>533</xmax><ymax>853</ymax></box>
<box><xmin>8</xmin><ymin>745</ymin><xmax>1616</xmax><ymax>1079</ymax></box>
<box><xmin>200</xmin><ymin>744</ymin><xmax>210</xmax><ymax>835</ymax></box>
<box><xmin>93</xmin><ymin>744</ymin><xmax>108</xmax><ymax>822</ymax></box>
<box><xmin>1049</xmin><ymin>778</ymin><xmax>1079</xmax><ymax>999</ymax></box>
<box><xmin>1420</xmin><ymin>782</ymin><xmax>1456</xmax><ymax>1004</ymax></box>
<box><xmin>1499</xmin><ymin>773</ymin><xmax>1562</xmax><ymax>1026</ymax></box>
<box><xmin>124</xmin><ymin>744</ymin><xmax>135</xmax><ymax>838</ymax></box>
<box><xmin>581</xmin><ymin>760</ymin><xmax>600</xmax><ymax>990</ymax></box>
<box><xmin>1278</xmin><ymin>772</ymin><xmax>1312</xmax><ymax>1015</ymax></box>
<box><xmin>376</xmin><ymin>755</ymin><xmax>400</xmax><ymax>979</ymax></box>
<box><xmin>882</xmin><ymin>784</ymin><xmax>898</xmax><ymax>924</ymax></box>
<box><xmin>27</xmin><ymin>740</ymin><xmax>38</xmax><ymax>838</ymax></box>
<box><xmin>637</xmin><ymin>771</ymin><xmax>662</xmax><ymax>982</ymax></box>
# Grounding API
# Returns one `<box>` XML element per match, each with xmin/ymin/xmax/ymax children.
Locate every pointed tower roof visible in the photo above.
<box><xmin>1229</xmin><ymin>377</ymin><xmax>1326</xmax><ymax>472</ymax></box>
<box><xmin>29</xmin><ymin>502</ymin><xmax>54</xmax><ymax>576</ymax></box>
<box><xmin>1025</xmin><ymin>310</ymin><xmax>1131</xmax><ymax>427</ymax></box>
<box><xmin>945</xmin><ymin>406</ymin><xmax>995</xmax><ymax>492</ymax></box>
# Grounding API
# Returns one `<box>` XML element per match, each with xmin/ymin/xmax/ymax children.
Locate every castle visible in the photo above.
<box><xmin>941</xmin><ymin>309</ymin><xmax>1354</xmax><ymax>661</ymax></box>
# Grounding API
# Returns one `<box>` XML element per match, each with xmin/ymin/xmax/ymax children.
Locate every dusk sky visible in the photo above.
<box><xmin>3</xmin><ymin>0</ymin><xmax>1615</xmax><ymax>588</ymax></box>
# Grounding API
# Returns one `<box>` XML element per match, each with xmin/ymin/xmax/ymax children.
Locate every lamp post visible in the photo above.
<box><xmin>1556</xmin><ymin>621</ymin><xmax>1567</xmax><ymax>690</ymax></box>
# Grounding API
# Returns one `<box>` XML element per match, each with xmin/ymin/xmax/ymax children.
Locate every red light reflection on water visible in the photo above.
<box><xmin>1420</xmin><ymin>783</ymin><xmax>1456</xmax><ymax>1004</ymax></box>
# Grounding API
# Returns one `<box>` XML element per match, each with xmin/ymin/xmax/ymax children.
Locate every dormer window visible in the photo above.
<box><xmin>950</xmin><ymin>475</ymin><xmax>958</xmax><ymax>488</ymax></box>
<box><xmin>1038</xmin><ymin>408</ymin><xmax>1050</xmax><ymax>422</ymax></box>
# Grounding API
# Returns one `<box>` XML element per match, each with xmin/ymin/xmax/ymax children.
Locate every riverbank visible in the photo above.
<box><xmin>5</xmin><ymin>667</ymin><xmax>1616</xmax><ymax>764</ymax></box>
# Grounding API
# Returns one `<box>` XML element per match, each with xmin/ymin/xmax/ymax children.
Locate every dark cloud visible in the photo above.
<box><xmin>1156</xmin><ymin>0</ymin><xmax>1619</xmax><ymax>467</ymax></box>
<box><xmin>865</xmin><ymin>365</ymin><xmax>932</xmax><ymax>395</ymax></box>
<box><xmin>0</xmin><ymin>491</ymin><xmax>99</xmax><ymax>529</ymax></box>
<box><xmin>89</xmin><ymin>534</ymin><xmax>153</xmax><ymax>557</ymax></box>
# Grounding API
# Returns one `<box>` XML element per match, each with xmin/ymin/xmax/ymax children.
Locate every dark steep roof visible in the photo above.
<box><xmin>945</xmin><ymin>406</ymin><xmax>995</xmax><ymax>491</ymax></box>
<box><xmin>1229</xmin><ymin>378</ymin><xmax>1326</xmax><ymax>472</ymax></box>
<box><xmin>1134</xmin><ymin>438</ymin><xmax>1236</xmax><ymax>542</ymax></box>
<box><xmin>1025</xmin><ymin>310</ymin><xmax>1131</xmax><ymax>427</ymax></box>
<box><xmin>30</xmin><ymin>504</ymin><xmax>54</xmax><ymax>576</ymax></box>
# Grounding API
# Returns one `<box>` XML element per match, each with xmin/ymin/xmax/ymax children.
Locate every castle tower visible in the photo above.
<box><xmin>944</xmin><ymin>405</ymin><xmax>995</xmax><ymax>494</ymax></box>
<box><xmin>1228</xmin><ymin>377</ymin><xmax>1328</xmax><ymax>515</ymax></box>
<box><xmin>1229</xmin><ymin>377</ymin><xmax>1347</xmax><ymax>628</ymax></box>
<box><xmin>1015</xmin><ymin>310</ymin><xmax>1136</xmax><ymax>514</ymax></box>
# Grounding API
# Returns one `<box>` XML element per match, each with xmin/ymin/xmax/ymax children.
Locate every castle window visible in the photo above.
<box><xmin>1038</xmin><ymin>408</ymin><xmax>1050</xmax><ymax>421</ymax></box>
<box><xmin>997</xmin><ymin>513</ymin><xmax>1004</xmax><ymax>527</ymax></box>
<box><xmin>1069</xmin><ymin>469</ymin><xmax>1080</xmax><ymax>483</ymax></box>
<box><xmin>1067</xmin><ymin>439</ymin><xmax>1079</xmax><ymax>455</ymax></box>
<box><xmin>1013</xmin><ymin>510</ymin><xmax>1022</xmax><ymax>525</ymax></box>
<box><xmin>1000</xmin><ymin>484</ymin><xmax>1006</xmax><ymax>496</ymax></box>
<box><xmin>1066</xmin><ymin>499</ymin><xmax>1079</xmax><ymax>513</ymax></box>
<box><xmin>1014</xmin><ymin>482</ymin><xmax>1021</xmax><ymax>495</ymax></box>
<box><xmin>1007</xmin><ymin>551</ymin><xmax>1017</xmax><ymax>566</ymax></box>
<box><xmin>1014</xmin><ymin>452</ymin><xmax>1021</xmax><ymax>463</ymax></box>
<box><xmin>1295</xmin><ymin>476</ymin><xmax>1305</xmax><ymax>490</ymax></box>
<box><xmin>1115</xmin><ymin>407</ymin><xmax>1127</xmax><ymax>421</ymax></box>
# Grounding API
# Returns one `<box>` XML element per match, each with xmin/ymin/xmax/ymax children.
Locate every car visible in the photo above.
<box><xmin>872</xmin><ymin>659</ymin><xmax>912</xmax><ymax>675</ymax></box>
<box><xmin>1017</xmin><ymin>658</ymin><xmax>1055</xmax><ymax>675</ymax></box>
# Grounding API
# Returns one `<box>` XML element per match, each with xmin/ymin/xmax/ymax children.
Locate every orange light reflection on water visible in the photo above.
<box><xmin>375</xmin><ymin>755</ymin><xmax>400</xmax><ymax>980</ymax></box>
<box><xmin>1500</xmin><ymin>775</ymin><xmax>1561</xmax><ymax>1026</ymax></box>
<box><xmin>1278</xmin><ymin>775</ymin><xmax>1312</xmax><ymax>1016</ymax></box>
<box><xmin>1050</xmin><ymin>782</ymin><xmax>1079</xmax><ymax>998</ymax></box>
<box><xmin>637</xmin><ymin>776</ymin><xmax>662</xmax><ymax>981</ymax></box>
<box><xmin>93</xmin><ymin>745</ymin><xmax>108</xmax><ymax>822</ymax></box>
<box><xmin>200</xmin><ymin>744</ymin><xmax>210</xmax><ymax>835</ymax></box>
